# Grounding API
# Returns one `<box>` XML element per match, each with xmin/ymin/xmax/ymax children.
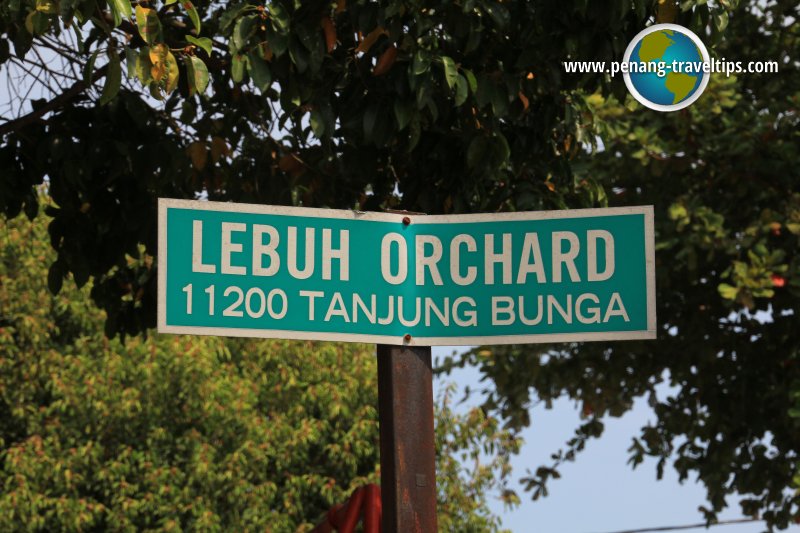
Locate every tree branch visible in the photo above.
<box><xmin>0</xmin><ymin>64</ymin><xmax>109</xmax><ymax>137</ymax></box>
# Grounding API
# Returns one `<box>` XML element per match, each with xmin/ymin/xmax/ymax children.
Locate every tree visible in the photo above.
<box><xmin>0</xmin><ymin>207</ymin><xmax>520</xmax><ymax>531</ymax></box>
<box><xmin>0</xmin><ymin>0</ymin><xmax>691</xmax><ymax>336</ymax></box>
<box><xmin>3</xmin><ymin>0</ymin><xmax>797</xmax><ymax>529</ymax></box>
<box><xmin>446</xmin><ymin>1</ymin><xmax>800</xmax><ymax>529</ymax></box>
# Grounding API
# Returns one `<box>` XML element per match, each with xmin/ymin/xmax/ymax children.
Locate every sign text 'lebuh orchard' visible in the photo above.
<box><xmin>158</xmin><ymin>199</ymin><xmax>655</xmax><ymax>345</ymax></box>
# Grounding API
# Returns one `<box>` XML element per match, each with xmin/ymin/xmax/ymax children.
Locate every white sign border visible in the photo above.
<box><xmin>158</xmin><ymin>199</ymin><xmax>657</xmax><ymax>346</ymax></box>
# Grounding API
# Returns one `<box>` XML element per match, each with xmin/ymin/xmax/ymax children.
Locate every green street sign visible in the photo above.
<box><xmin>158</xmin><ymin>199</ymin><xmax>655</xmax><ymax>345</ymax></box>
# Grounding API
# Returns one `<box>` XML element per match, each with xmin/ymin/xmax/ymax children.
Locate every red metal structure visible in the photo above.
<box><xmin>312</xmin><ymin>484</ymin><xmax>382</xmax><ymax>533</ymax></box>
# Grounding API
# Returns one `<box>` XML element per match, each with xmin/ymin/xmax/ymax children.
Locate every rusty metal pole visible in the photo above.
<box><xmin>377</xmin><ymin>344</ymin><xmax>438</xmax><ymax>533</ymax></box>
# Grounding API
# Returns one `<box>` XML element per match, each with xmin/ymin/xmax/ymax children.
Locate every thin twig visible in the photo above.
<box><xmin>40</xmin><ymin>36</ymin><xmax>83</xmax><ymax>65</ymax></box>
<box><xmin>589</xmin><ymin>517</ymin><xmax>762</xmax><ymax>533</ymax></box>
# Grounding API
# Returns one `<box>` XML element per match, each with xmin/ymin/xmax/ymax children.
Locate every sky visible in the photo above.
<box><xmin>432</xmin><ymin>346</ymin><xmax>780</xmax><ymax>533</ymax></box>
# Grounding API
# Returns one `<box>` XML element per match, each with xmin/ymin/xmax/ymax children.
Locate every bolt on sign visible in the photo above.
<box><xmin>158</xmin><ymin>199</ymin><xmax>655</xmax><ymax>345</ymax></box>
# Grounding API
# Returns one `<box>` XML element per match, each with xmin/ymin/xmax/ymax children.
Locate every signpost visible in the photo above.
<box><xmin>158</xmin><ymin>199</ymin><xmax>656</xmax><ymax>532</ymax></box>
<box><xmin>158</xmin><ymin>199</ymin><xmax>655</xmax><ymax>344</ymax></box>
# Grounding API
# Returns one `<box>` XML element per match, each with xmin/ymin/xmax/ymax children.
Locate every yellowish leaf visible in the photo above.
<box><xmin>35</xmin><ymin>0</ymin><xmax>58</xmax><ymax>14</ymax></box>
<box><xmin>149</xmin><ymin>43</ymin><xmax>168</xmax><ymax>82</ymax></box>
<box><xmin>135</xmin><ymin>5</ymin><xmax>161</xmax><ymax>44</ymax></box>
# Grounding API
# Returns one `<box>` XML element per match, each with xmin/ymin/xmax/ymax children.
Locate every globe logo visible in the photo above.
<box><xmin>622</xmin><ymin>24</ymin><xmax>711</xmax><ymax>112</ymax></box>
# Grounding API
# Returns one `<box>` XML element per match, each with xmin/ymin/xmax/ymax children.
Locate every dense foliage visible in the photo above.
<box><xmin>0</xmin><ymin>210</ymin><xmax>519</xmax><ymax>531</ymax></box>
<box><xmin>0</xmin><ymin>0</ymin><xmax>723</xmax><ymax>336</ymax></box>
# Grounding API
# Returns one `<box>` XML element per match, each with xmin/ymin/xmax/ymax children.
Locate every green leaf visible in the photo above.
<box><xmin>309</xmin><ymin>109</ymin><xmax>325</xmax><ymax>137</ymax></box>
<box><xmin>233</xmin><ymin>15</ymin><xmax>257</xmax><ymax>52</ymax></box>
<box><xmin>441</xmin><ymin>56</ymin><xmax>458</xmax><ymax>89</ymax></box>
<box><xmin>393</xmin><ymin>100</ymin><xmax>414</xmax><ymax>131</ymax></box>
<box><xmin>475</xmin><ymin>74</ymin><xmax>491</xmax><ymax>108</ymax></box>
<box><xmin>269</xmin><ymin>32</ymin><xmax>288</xmax><ymax>57</ymax></box>
<box><xmin>465</xmin><ymin>25</ymin><xmax>481</xmax><ymax>53</ymax></box>
<box><xmin>408</xmin><ymin>117</ymin><xmax>421</xmax><ymax>151</ymax></box>
<box><xmin>133</xmin><ymin>48</ymin><xmax>152</xmax><ymax>85</ymax></box>
<box><xmin>454</xmin><ymin>74</ymin><xmax>468</xmax><ymax>106</ymax></box>
<box><xmin>107</xmin><ymin>0</ymin><xmax>132</xmax><ymax>27</ymax></box>
<box><xmin>413</xmin><ymin>50</ymin><xmax>430</xmax><ymax>75</ymax></box>
<box><xmin>124</xmin><ymin>46</ymin><xmax>137</xmax><ymax>78</ymax></box>
<box><xmin>182</xmin><ymin>0</ymin><xmax>201</xmax><ymax>33</ymax></box>
<box><xmin>247</xmin><ymin>53</ymin><xmax>271</xmax><ymax>92</ymax></box>
<box><xmin>363</xmin><ymin>104</ymin><xmax>378</xmax><ymax>139</ymax></box>
<box><xmin>713</xmin><ymin>10</ymin><xmax>729</xmax><ymax>32</ymax></box>
<box><xmin>288</xmin><ymin>38</ymin><xmax>309</xmax><ymax>73</ymax></box>
<box><xmin>231</xmin><ymin>54</ymin><xmax>245</xmax><ymax>83</ymax></box>
<box><xmin>463</xmin><ymin>68</ymin><xmax>478</xmax><ymax>93</ymax></box>
<box><xmin>466</xmin><ymin>136</ymin><xmax>485</xmax><ymax>170</ymax></box>
<box><xmin>98</xmin><ymin>52</ymin><xmax>122</xmax><ymax>105</ymax></box>
<box><xmin>83</xmin><ymin>49</ymin><xmax>100</xmax><ymax>85</ymax></box>
<box><xmin>492</xmin><ymin>132</ymin><xmax>510</xmax><ymax>165</ymax></box>
<box><xmin>186</xmin><ymin>35</ymin><xmax>212</xmax><ymax>56</ymax></box>
<box><xmin>489</xmin><ymin>83</ymin><xmax>508</xmax><ymax>115</ymax></box>
<box><xmin>219</xmin><ymin>3</ymin><xmax>250</xmax><ymax>32</ymax></box>
<box><xmin>185</xmin><ymin>55</ymin><xmax>209</xmax><ymax>95</ymax></box>
<box><xmin>484</xmin><ymin>3</ymin><xmax>510</xmax><ymax>28</ymax></box>
<box><xmin>268</xmin><ymin>2</ymin><xmax>290</xmax><ymax>32</ymax></box>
